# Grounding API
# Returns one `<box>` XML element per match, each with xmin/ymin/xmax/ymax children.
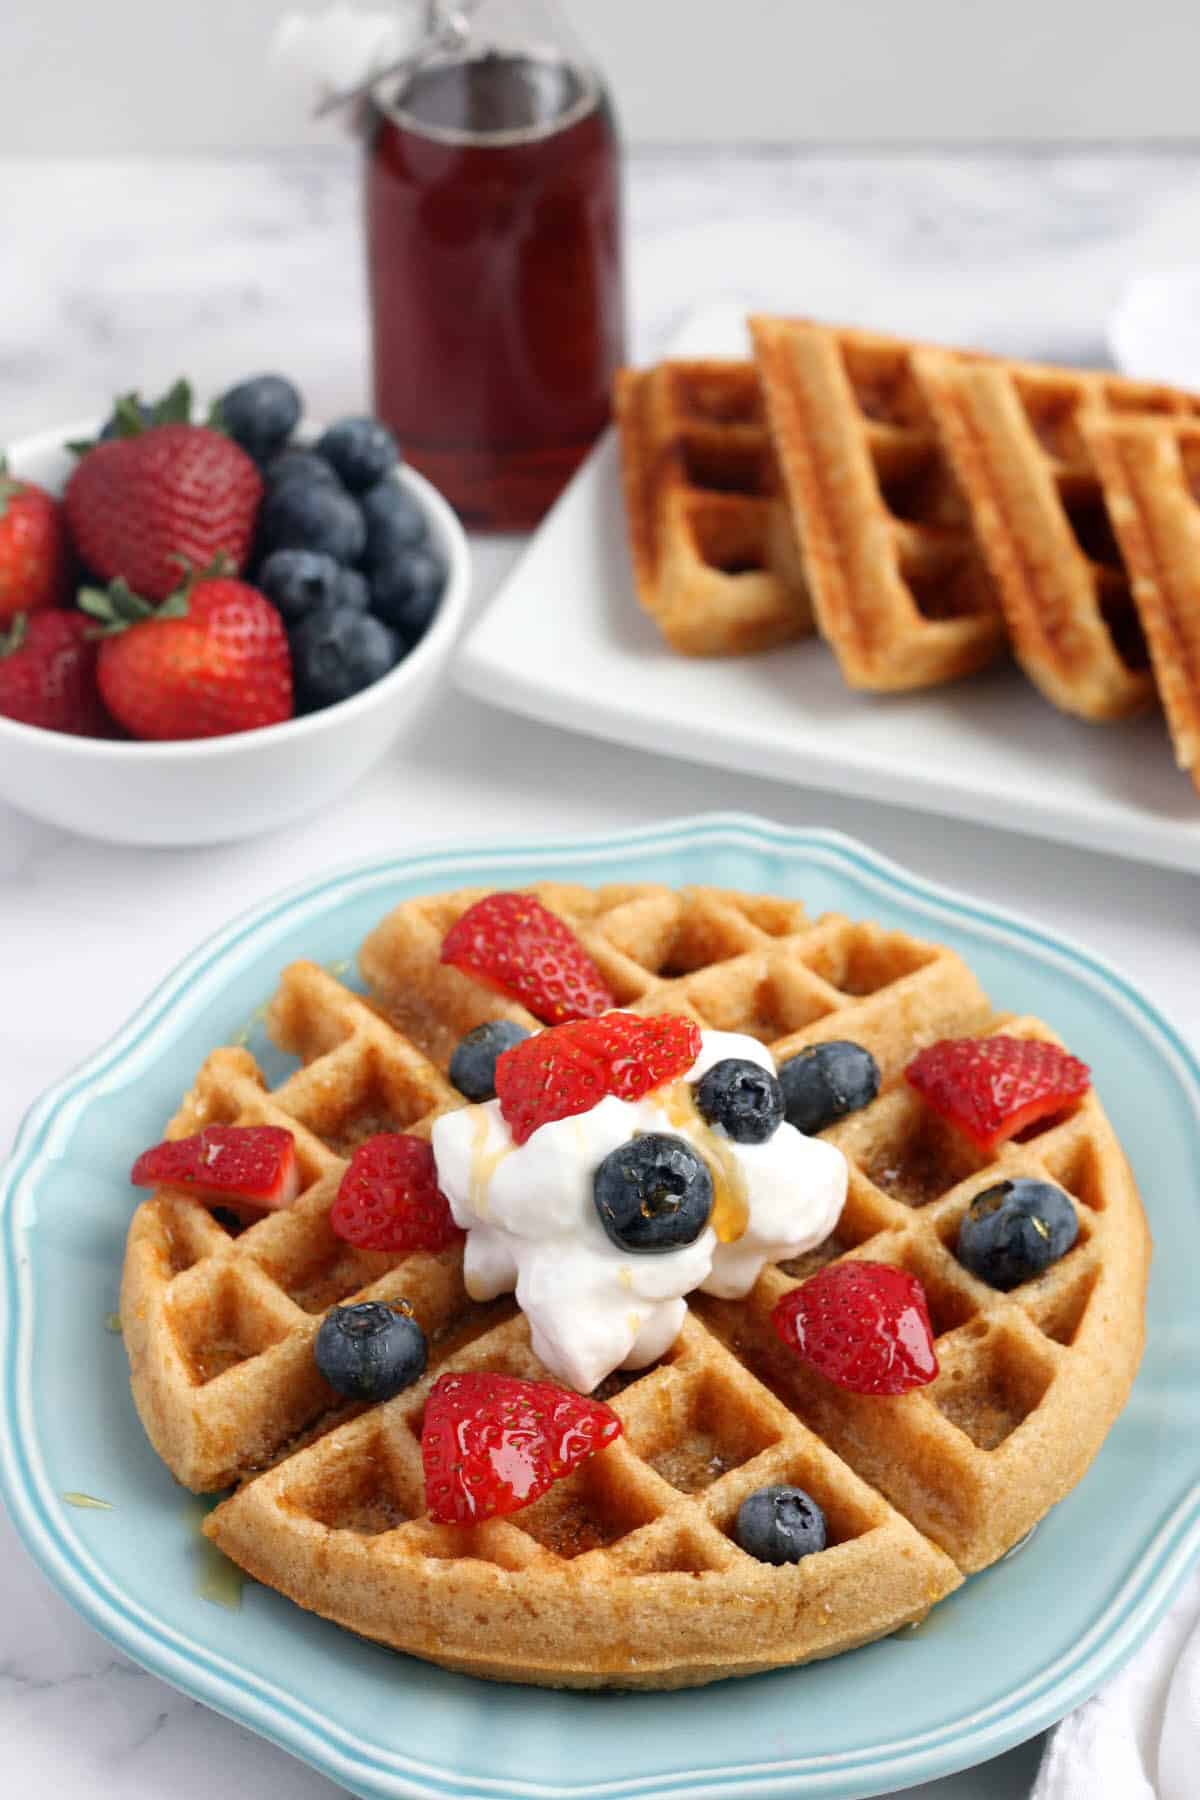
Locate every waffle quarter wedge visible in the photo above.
<box><xmin>1081</xmin><ymin>414</ymin><xmax>1200</xmax><ymax>791</ymax></box>
<box><xmin>121</xmin><ymin>884</ymin><xmax>1148</xmax><ymax>1688</ymax></box>
<box><xmin>915</xmin><ymin>353</ymin><xmax>1200</xmax><ymax>721</ymax></box>
<box><xmin>614</xmin><ymin>361</ymin><xmax>812</xmax><ymax>656</ymax></box>
<box><xmin>749</xmin><ymin>318</ymin><xmax>1006</xmax><ymax>691</ymax></box>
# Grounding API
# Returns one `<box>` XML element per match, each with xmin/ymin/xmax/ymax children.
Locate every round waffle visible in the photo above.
<box><xmin>120</xmin><ymin>883</ymin><xmax>1149</xmax><ymax>1688</ymax></box>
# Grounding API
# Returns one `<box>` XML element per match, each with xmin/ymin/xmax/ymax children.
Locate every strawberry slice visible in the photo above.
<box><xmin>905</xmin><ymin>1035</ymin><xmax>1091</xmax><ymax>1155</ymax></box>
<box><xmin>494</xmin><ymin>1012</ymin><xmax>702</xmax><ymax>1146</ymax></box>
<box><xmin>330</xmin><ymin>1134</ymin><xmax>464</xmax><ymax>1254</ymax></box>
<box><xmin>422</xmin><ymin>1371</ymin><xmax>622</xmax><ymax>1525</ymax></box>
<box><xmin>130</xmin><ymin>1124</ymin><xmax>299</xmax><ymax>1212</ymax></box>
<box><xmin>772</xmin><ymin>1261</ymin><xmax>938</xmax><ymax>1396</ymax></box>
<box><xmin>440</xmin><ymin>892</ymin><xmax>615</xmax><ymax>1025</ymax></box>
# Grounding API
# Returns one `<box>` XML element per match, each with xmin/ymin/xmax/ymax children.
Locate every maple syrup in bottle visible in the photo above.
<box><xmin>366</xmin><ymin>4</ymin><xmax>626</xmax><ymax>530</ymax></box>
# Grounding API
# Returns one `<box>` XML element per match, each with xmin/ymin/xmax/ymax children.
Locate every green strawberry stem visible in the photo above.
<box><xmin>65</xmin><ymin>377</ymin><xmax>197</xmax><ymax>459</ymax></box>
<box><xmin>77</xmin><ymin>552</ymin><xmax>234</xmax><ymax>636</ymax></box>
<box><xmin>78</xmin><ymin>578</ymin><xmax>189</xmax><ymax>637</ymax></box>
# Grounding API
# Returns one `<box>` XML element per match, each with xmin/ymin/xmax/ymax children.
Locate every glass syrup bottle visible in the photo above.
<box><xmin>365</xmin><ymin>0</ymin><xmax>626</xmax><ymax>529</ymax></box>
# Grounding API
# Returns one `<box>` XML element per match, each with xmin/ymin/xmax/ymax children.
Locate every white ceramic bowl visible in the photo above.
<box><xmin>0</xmin><ymin>421</ymin><xmax>470</xmax><ymax>846</ymax></box>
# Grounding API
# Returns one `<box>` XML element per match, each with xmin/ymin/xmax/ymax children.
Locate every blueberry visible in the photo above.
<box><xmin>593</xmin><ymin>1133</ymin><xmax>713</xmax><ymax>1254</ymax></box>
<box><xmin>361</xmin><ymin>479</ymin><xmax>428</xmax><ymax>562</ymax></box>
<box><xmin>317</xmin><ymin>417</ymin><xmax>400</xmax><ymax>493</ymax></box>
<box><xmin>694</xmin><ymin>1058</ymin><xmax>784</xmax><ymax>1144</ymax></box>
<box><xmin>291</xmin><ymin>608</ymin><xmax>402</xmax><ymax>711</ymax></box>
<box><xmin>450</xmin><ymin>1020</ymin><xmax>531</xmax><ymax>1102</ymax></box>
<box><xmin>314</xmin><ymin>1300</ymin><xmax>427</xmax><ymax>1401</ymax></box>
<box><xmin>258</xmin><ymin>549</ymin><xmax>340</xmax><ymax>625</ymax></box>
<box><xmin>735</xmin><ymin>1485</ymin><xmax>828</xmax><ymax>1565</ymax></box>
<box><xmin>370</xmin><ymin>545</ymin><xmax>446</xmax><ymax>640</ymax></box>
<box><xmin>217</xmin><ymin>374</ymin><xmax>302</xmax><ymax>462</ymax></box>
<box><xmin>260</xmin><ymin>481</ymin><xmax>366</xmax><ymax>565</ymax></box>
<box><xmin>333</xmin><ymin>567</ymin><xmax>371</xmax><ymax>612</ymax></box>
<box><xmin>778</xmin><ymin>1041</ymin><xmax>881</xmax><ymax>1135</ymax></box>
<box><xmin>956</xmin><ymin>1179</ymin><xmax>1078</xmax><ymax>1291</ymax></box>
<box><xmin>265</xmin><ymin>447</ymin><xmax>342</xmax><ymax>492</ymax></box>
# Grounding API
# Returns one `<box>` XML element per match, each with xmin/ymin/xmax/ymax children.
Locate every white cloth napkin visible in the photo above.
<box><xmin>1108</xmin><ymin>270</ymin><xmax>1200</xmax><ymax>388</ymax></box>
<box><xmin>1031</xmin><ymin>1562</ymin><xmax>1200</xmax><ymax>1798</ymax></box>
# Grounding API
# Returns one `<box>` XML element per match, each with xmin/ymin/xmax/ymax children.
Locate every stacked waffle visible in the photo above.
<box><xmin>122</xmin><ymin>882</ymin><xmax>1148</xmax><ymax>1688</ymax></box>
<box><xmin>617</xmin><ymin>320</ymin><xmax>1200</xmax><ymax>793</ymax></box>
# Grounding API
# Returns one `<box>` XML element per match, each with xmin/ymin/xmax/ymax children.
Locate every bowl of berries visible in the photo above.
<box><xmin>0</xmin><ymin>375</ymin><xmax>469</xmax><ymax>846</ymax></box>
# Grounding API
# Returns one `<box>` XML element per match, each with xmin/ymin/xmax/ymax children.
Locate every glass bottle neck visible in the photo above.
<box><xmin>380</xmin><ymin>0</ymin><xmax>602</xmax><ymax>147</ymax></box>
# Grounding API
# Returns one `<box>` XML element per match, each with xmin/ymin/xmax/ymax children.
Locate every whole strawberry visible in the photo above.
<box><xmin>65</xmin><ymin>423</ymin><xmax>262</xmax><ymax>602</ymax></box>
<box><xmin>0</xmin><ymin>461</ymin><xmax>73</xmax><ymax>623</ymax></box>
<box><xmin>0</xmin><ymin>611</ymin><xmax>109</xmax><ymax>735</ymax></box>
<box><xmin>82</xmin><ymin>574</ymin><xmax>293</xmax><ymax>741</ymax></box>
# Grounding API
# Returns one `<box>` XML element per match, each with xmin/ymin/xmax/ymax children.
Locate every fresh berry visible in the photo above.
<box><xmin>257</xmin><ymin>548</ymin><xmax>340</xmax><ymax>624</ymax></box>
<box><xmin>694</xmin><ymin>1058</ymin><xmax>784</xmax><ymax>1144</ymax></box>
<box><xmin>440</xmin><ymin>892</ymin><xmax>616</xmax><ymax>1026</ymax></box>
<box><xmin>772</xmin><ymin>1261</ymin><xmax>939</xmax><ymax>1395</ymax></box>
<box><xmin>264</xmin><ymin>447</ymin><xmax>341</xmax><ymax>492</ymax></box>
<box><xmin>905</xmin><ymin>1036</ymin><xmax>1091</xmax><ymax>1155</ymax></box>
<box><xmin>259</xmin><ymin>481</ymin><xmax>366</xmax><ymax>565</ymax></box>
<box><xmin>370</xmin><ymin>544</ymin><xmax>446</xmax><ymax>642</ymax></box>
<box><xmin>495</xmin><ymin>1013</ymin><xmax>701</xmax><ymax>1147</ymax></box>
<box><xmin>216</xmin><ymin>374</ymin><xmax>302</xmax><ymax>463</ymax></box>
<box><xmin>449</xmin><ymin>1020</ymin><xmax>532</xmax><ymax>1101</ymax></box>
<box><xmin>735</xmin><ymin>1485</ymin><xmax>828</xmax><ymax>1564</ymax></box>
<box><xmin>334</xmin><ymin>567</ymin><xmax>370</xmax><ymax>612</ymax></box>
<box><xmin>361</xmin><ymin>478</ymin><xmax>427</xmax><ymax>560</ymax></box>
<box><xmin>330</xmin><ymin>1134</ymin><xmax>464</xmax><ymax>1254</ymax></box>
<box><xmin>0</xmin><ymin>463</ymin><xmax>73</xmax><ymax>623</ymax></box>
<box><xmin>84</xmin><ymin>575</ymin><xmax>293</xmax><ymax>741</ymax></box>
<box><xmin>593</xmin><ymin>1132</ymin><xmax>713</xmax><ymax>1253</ymax></box>
<box><xmin>130</xmin><ymin>1124</ymin><xmax>299</xmax><ymax>1211</ymax></box>
<box><xmin>314</xmin><ymin>1300</ymin><xmax>427</xmax><ymax>1401</ymax></box>
<box><xmin>290</xmin><ymin>608</ymin><xmax>401</xmax><ymax>711</ymax></box>
<box><xmin>778</xmin><ymin>1041</ymin><xmax>881</xmax><ymax>1135</ymax></box>
<box><xmin>65</xmin><ymin>423</ymin><xmax>263</xmax><ymax>601</ymax></box>
<box><xmin>0</xmin><ymin>611</ymin><xmax>108</xmax><ymax>735</ymax></box>
<box><xmin>956</xmin><ymin>1178</ymin><xmax>1078</xmax><ymax>1290</ymax></box>
<box><xmin>317</xmin><ymin>418</ymin><xmax>400</xmax><ymax>493</ymax></box>
<box><xmin>422</xmin><ymin>1371</ymin><xmax>621</xmax><ymax>1526</ymax></box>
<box><xmin>258</xmin><ymin>553</ymin><xmax>367</xmax><ymax>628</ymax></box>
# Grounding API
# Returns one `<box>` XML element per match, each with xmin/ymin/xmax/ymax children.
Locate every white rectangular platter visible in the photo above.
<box><xmin>455</xmin><ymin>307</ymin><xmax>1200</xmax><ymax>876</ymax></box>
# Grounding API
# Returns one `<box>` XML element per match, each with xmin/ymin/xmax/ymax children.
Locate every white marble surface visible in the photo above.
<box><xmin>2</xmin><ymin>146</ymin><xmax>1199</xmax><ymax>1800</ymax></box>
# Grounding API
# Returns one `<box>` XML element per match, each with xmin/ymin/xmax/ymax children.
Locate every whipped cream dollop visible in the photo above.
<box><xmin>431</xmin><ymin>1029</ymin><xmax>847</xmax><ymax>1393</ymax></box>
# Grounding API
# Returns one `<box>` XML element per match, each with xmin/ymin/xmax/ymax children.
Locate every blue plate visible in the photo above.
<box><xmin>3</xmin><ymin>815</ymin><xmax>1198</xmax><ymax>1800</ymax></box>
